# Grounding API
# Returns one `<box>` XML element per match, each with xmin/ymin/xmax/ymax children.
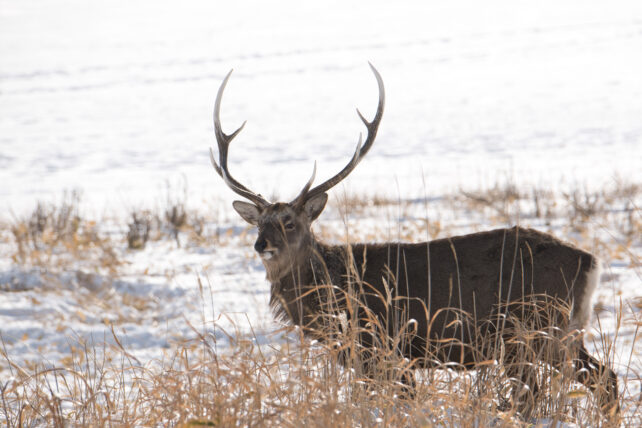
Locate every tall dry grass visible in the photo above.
<box><xmin>0</xmin><ymin>288</ymin><xmax>637</xmax><ymax>426</ymax></box>
<box><xmin>1</xmin><ymin>180</ymin><xmax>641</xmax><ymax>426</ymax></box>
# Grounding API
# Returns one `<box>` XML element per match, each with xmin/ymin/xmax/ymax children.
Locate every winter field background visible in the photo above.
<box><xmin>1</xmin><ymin>0</ymin><xmax>641</xmax><ymax>425</ymax></box>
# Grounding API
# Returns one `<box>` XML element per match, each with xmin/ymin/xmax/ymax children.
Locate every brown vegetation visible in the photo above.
<box><xmin>1</xmin><ymin>180</ymin><xmax>640</xmax><ymax>426</ymax></box>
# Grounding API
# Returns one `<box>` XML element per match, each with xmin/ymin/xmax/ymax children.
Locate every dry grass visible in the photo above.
<box><xmin>124</xmin><ymin>181</ymin><xmax>230</xmax><ymax>250</ymax></box>
<box><xmin>9</xmin><ymin>190</ymin><xmax>120</xmax><ymax>273</ymax></box>
<box><xmin>1</xmin><ymin>180</ymin><xmax>641</xmax><ymax>426</ymax></box>
<box><xmin>126</xmin><ymin>210</ymin><xmax>154</xmax><ymax>250</ymax></box>
<box><xmin>0</xmin><ymin>290</ymin><xmax>637</xmax><ymax>427</ymax></box>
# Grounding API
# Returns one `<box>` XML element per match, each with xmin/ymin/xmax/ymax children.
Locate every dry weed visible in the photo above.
<box><xmin>1</xmin><ymin>180</ymin><xmax>640</xmax><ymax>426</ymax></box>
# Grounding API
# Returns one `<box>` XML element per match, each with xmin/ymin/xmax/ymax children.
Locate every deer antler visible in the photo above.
<box><xmin>291</xmin><ymin>63</ymin><xmax>385</xmax><ymax>207</ymax></box>
<box><xmin>211</xmin><ymin>70</ymin><xmax>269</xmax><ymax>207</ymax></box>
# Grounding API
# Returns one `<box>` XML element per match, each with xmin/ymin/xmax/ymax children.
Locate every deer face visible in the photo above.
<box><xmin>232</xmin><ymin>194</ymin><xmax>328</xmax><ymax>268</ymax></box>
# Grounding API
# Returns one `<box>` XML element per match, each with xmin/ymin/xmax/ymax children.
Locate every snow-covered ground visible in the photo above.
<box><xmin>1</xmin><ymin>0</ymin><xmax>641</xmax><ymax>422</ymax></box>
<box><xmin>2</xmin><ymin>0</ymin><xmax>641</xmax><ymax>213</ymax></box>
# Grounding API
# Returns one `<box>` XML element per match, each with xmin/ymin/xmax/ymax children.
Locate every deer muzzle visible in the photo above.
<box><xmin>254</xmin><ymin>238</ymin><xmax>277</xmax><ymax>260</ymax></box>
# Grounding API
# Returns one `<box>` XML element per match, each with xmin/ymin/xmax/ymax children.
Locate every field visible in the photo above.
<box><xmin>1</xmin><ymin>0</ymin><xmax>641</xmax><ymax>426</ymax></box>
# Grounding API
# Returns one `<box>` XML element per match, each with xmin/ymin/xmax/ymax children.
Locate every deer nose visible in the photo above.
<box><xmin>254</xmin><ymin>238</ymin><xmax>267</xmax><ymax>253</ymax></box>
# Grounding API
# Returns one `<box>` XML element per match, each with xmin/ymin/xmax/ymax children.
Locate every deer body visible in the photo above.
<box><xmin>266</xmin><ymin>226</ymin><xmax>598</xmax><ymax>361</ymax></box>
<box><xmin>209</xmin><ymin>65</ymin><xmax>618</xmax><ymax>415</ymax></box>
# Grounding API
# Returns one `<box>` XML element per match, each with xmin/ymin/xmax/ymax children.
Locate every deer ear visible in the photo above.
<box><xmin>232</xmin><ymin>201</ymin><xmax>261</xmax><ymax>225</ymax></box>
<box><xmin>303</xmin><ymin>193</ymin><xmax>328</xmax><ymax>221</ymax></box>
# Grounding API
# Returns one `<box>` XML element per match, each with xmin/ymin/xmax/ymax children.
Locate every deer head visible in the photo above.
<box><xmin>210</xmin><ymin>64</ymin><xmax>385</xmax><ymax>279</ymax></box>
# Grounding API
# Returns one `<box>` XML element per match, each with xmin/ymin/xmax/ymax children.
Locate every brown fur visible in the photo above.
<box><xmin>257</xmin><ymin>219</ymin><xmax>618</xmax><ymax>414</ymax></box>
<box><xmin>269</xmin><ymin>226</ymin><xmax>596</xmax><ymax>345</ymax></box>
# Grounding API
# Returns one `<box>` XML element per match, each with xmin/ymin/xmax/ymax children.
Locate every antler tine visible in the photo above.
<box><xmin>292</xmin><ymin>63</ymin><xmax>385</xmax><ymax>205</ymax></box>
<box><xmin>211</xmin><ymin>70</ymin><xmax>269</xmax><ymax>207</ymax></box>
<box><xmin>291</xmin><ymin>161</ymin><xmax>317</xmax><ymax>209</ymax></box>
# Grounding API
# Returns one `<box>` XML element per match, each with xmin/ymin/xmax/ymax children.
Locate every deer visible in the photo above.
<box><xmin>209</xmin><ymin>64</ymin><xmax>619</xmax><ymax>417</ymax></box>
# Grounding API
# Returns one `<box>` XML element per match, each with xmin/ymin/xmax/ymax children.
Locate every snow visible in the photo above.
<box><xmin>1</xmin><ymin>0</ymin><xmax>641</xmax><ymax>422</ymax></box>
<box><xmin>2</xmin><ymin>0</ymin><xmax>641</xmax><ymax>214</ymax></box>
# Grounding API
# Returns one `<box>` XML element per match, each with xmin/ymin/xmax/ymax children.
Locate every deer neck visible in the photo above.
<box><xmin>266</xmin><ymin>235</ymin><xmax>330</xmax><ymax>327</ymax></box>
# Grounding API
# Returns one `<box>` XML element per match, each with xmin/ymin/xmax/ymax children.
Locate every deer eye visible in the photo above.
<box><xmin>284</xmin><ymin>222</ymin><xmax>295</xmax><ymax>231</ymax></box>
